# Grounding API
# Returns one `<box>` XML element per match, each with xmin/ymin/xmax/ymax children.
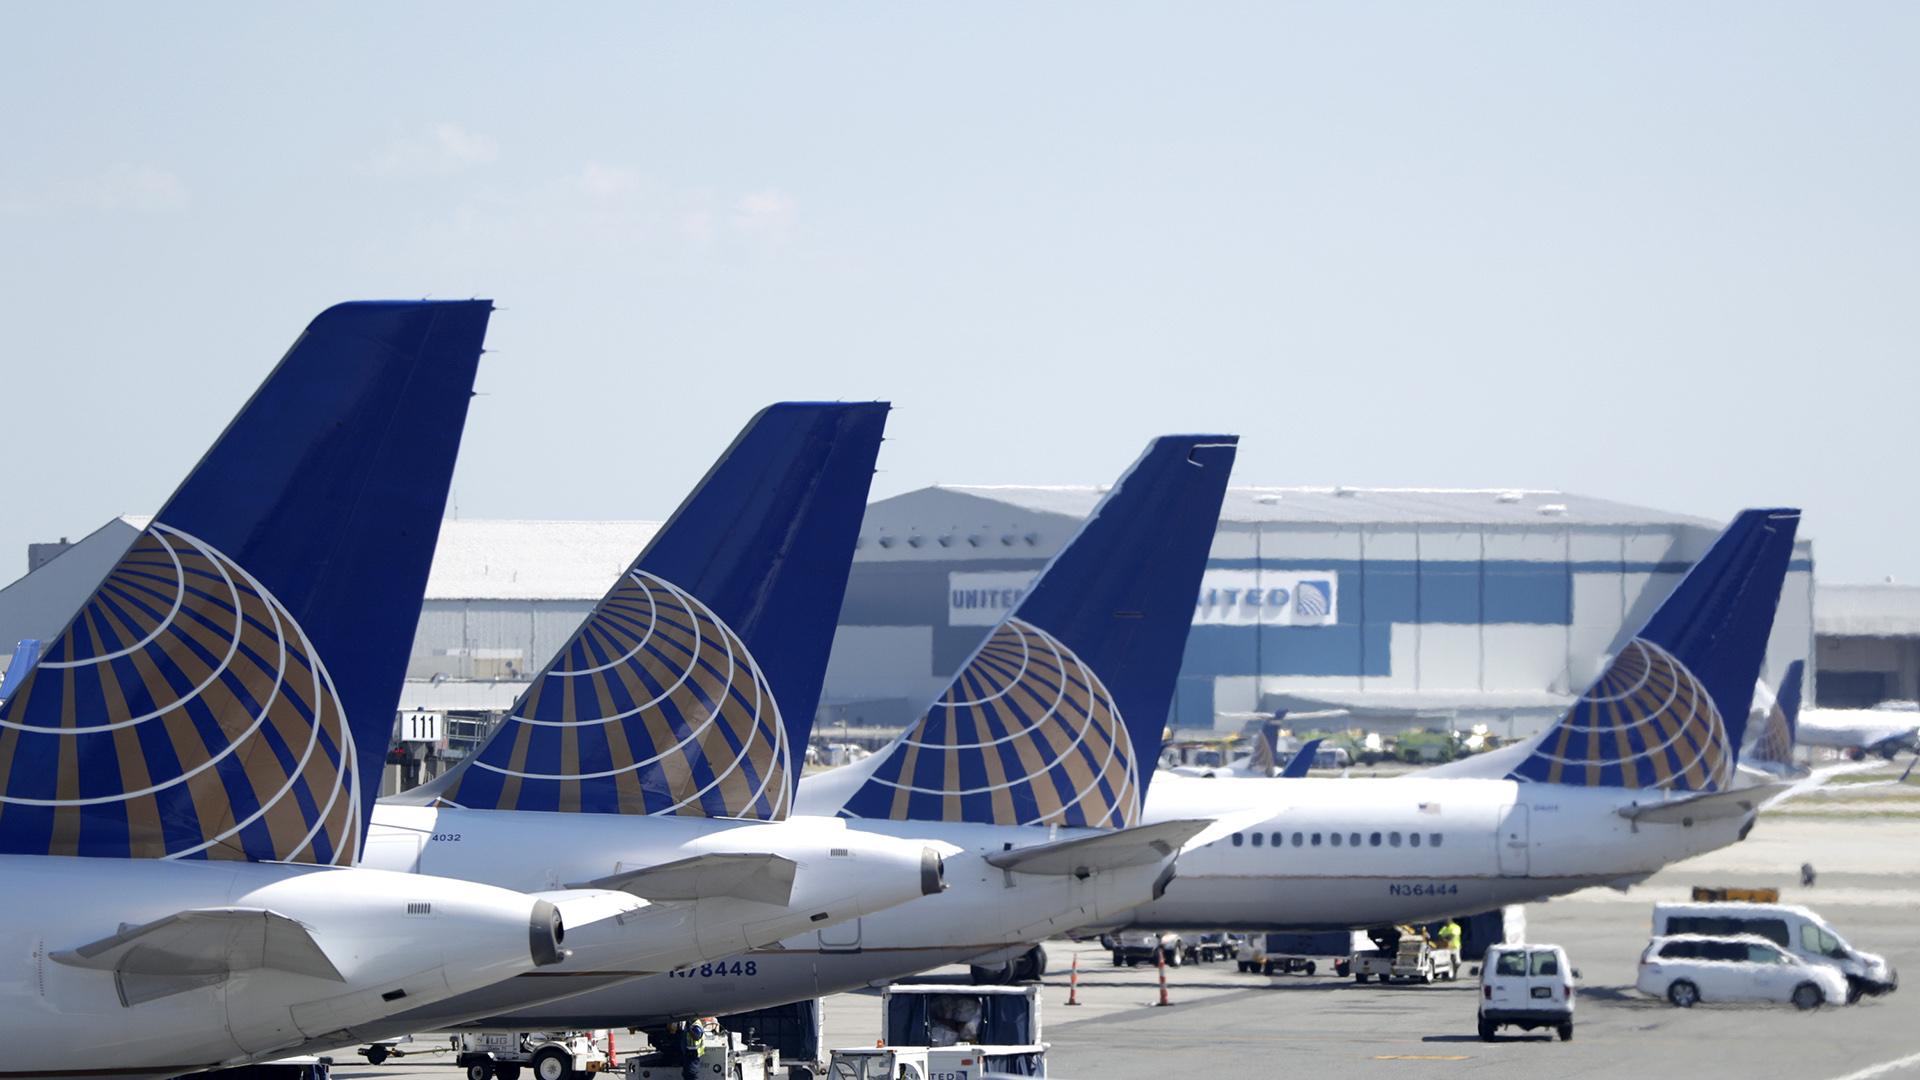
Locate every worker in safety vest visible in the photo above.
<box><xmin>671</xmin><ymin>1020</ymin><xmax>704</xmax><ymax>1080</ymax></box>
<box><xmin>1437</xmin><ymin>918</ymin><xmax>1463</xmax><ymax>953</ymax></box>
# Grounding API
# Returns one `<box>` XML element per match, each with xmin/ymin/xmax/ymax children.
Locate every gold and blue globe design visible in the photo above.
<box><xmin>0</xmin><ymin>525</ymin><xmax>360</xmax><ymax>863</ymax></box>
<box><xmin>444</xmin><ymin>569</ymin><xmax>791</xmax><ymax>819</ymax></box>
<box><xmin>1509</xmin><ymin>638</ymin><xmax>1732</xmax><ymax>793</ymax></box>
<box><xmin>1751</xmin><ymin>695</ymin><xmax>1794</xmax><ymax>766</ymax></box>
<box><xmin>842</xmin><ymin>618</ymin><xmax>1139</xmax><ymax>827</ymax></box>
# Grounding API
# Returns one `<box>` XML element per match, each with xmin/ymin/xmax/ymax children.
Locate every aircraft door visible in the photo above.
<box><xmin>817</xmin><ymin>917</ymin><xmax>862</xmax><ymax>952</ymax></box>
<box><xmin>1497</xmin><ymin>804</ymin><xmax>1529</xmax><ymax>877</ymax></box>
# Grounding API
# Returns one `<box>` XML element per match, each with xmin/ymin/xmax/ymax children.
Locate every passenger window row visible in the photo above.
<box><xmin>1230</xmin><ymin>830</ymin><xmax>1443</xmax><ymax>849</ymax></box>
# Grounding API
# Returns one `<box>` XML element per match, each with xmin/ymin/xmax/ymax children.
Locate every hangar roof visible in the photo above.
<box><xmin>913</xmin><ymin>485</ymin><xmax>1714</xmax><ymax>529</ymax></box>
<box><xmin>1816</xmin><ymin>584</ymin><xmax>1920</xmax><ymax>637</ymax></box>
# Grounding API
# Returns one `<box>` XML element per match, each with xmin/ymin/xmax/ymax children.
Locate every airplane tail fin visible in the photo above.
<box><xmin>0</xmin><ymin>302</ymin><xmax>489</xmax><ymax>862</ymax></box>
<box><xmin>1507</xmin><ymin>508</ymin><xmax>1800</xmax><ymax>793</ymax></box>
<box><xmin>832</xmin><ymin>435</ymin><xmax>1237</xmax><ymax>828</ymax></box>
<box><xmin>1245</xmin><ymin>715</ymin><xmax>1284</xmax><ymax>776</ymax></box>
<box><xmin>1749</xmin><ymin>660</ymin><xmax>1805</xmax><ymax>768</ymax></box>
<box><xmin>418</xmin><ymin>402</ymin><xmax>888</xmax><ymax>819</ymax></box>
<box><xmin>1280</xmin><ymin>737</ymin><xmax>1324</xmax><ymax>780</ymax></box>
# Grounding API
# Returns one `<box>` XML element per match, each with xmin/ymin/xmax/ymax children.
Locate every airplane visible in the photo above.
<box><xmin>0</xmin><ymin>301</ymin><xmax>621</xmax><ymax>1078</ymax></box>
<box><xmin>271</xmin><ymin>403</ymin><xmax>951</xmax><ymax>1050</ymax></box>
<box><xmin>1101</xmin><ymin>507</ymin><xmax>1805</xmax><ymax>932</ymax></box>
<box><xmin>1794</xmin><ymin>699</ymin><xmax>1920</xmax><ymax>761</ymax></box>
<box><xmin>444</xmin><ymin>434</ymin><xmax>1240</xmax><ymax>1030</ymax></box>
<box><xmin>1165</xmin><ymin>715</ymin><xmax>1331</xmax><ymax>778</ymax></box>
<box><xmin>1744</xmin><ymin>661</ymin><xmax>1806</xmax><ymax>777</ymax></box>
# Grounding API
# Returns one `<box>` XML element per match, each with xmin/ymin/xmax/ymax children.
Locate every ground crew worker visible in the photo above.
<box><xmin>1438</xmin><ymin>918</ymin><xmax>1463</xmax><ymax>953</ymax></box>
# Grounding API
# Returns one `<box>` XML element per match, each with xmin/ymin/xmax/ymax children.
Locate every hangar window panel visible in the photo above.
<box><xmin>1418</xmin><ymin>565</ymin><xmax>1480</xmax><ymax>624</ymax></box>
<box><xmin>1484</xmin><ymin>563</ymin><xmax>1572</xmax><ymax>624</ymax></box>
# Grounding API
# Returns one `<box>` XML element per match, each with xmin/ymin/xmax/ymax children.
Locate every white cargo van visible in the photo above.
<box><xmin>1651</xmin><ymin>902</ymin><xmax>1897</xmax><ymax>1002</ymax></box>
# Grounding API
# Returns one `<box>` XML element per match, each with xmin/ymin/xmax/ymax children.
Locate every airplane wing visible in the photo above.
<box><xmin>51</xmin><ymin>907</ymin><xmax>342</xmax><ymax>1007</ymax></box>
<box><xmin>1616</xmin><ymin>784</ymin><xmax>1790</xmax><ymax>825</ymax></box>
<box><xmin>985</xmin><ymin>820</ymin><xmax>1212</xmax><ymax>876</ymax></box>
<box><xmin>569</xmin><ymin>852</ymin><xmax>798</xmax><ymax>906</ymax></box>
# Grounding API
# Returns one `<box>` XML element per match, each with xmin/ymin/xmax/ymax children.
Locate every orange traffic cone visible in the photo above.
<box><xmin>1156</xmin><ymin>945</ymin><xmax>1173</xmax><ymax>1007</ymax></box>
<box><xmin>1066</xmin><ymin>952</ymin><xmax>1082</xmax><ymax>1006</ymax></box>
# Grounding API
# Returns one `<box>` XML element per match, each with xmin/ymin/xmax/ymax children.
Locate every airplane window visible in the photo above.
<box><xmin>1369</xmin><ymin>832</ymin><xmax>1382</xmax><ymax>847</ymax></box>
<box><xmin>1430</xmin><ymin>833</ymin><xmax>1443</xmax><ymax>848</ymax></box>
<box><xmin>1270</xmin><ymin>832</ymin><xmax>1283</xmax><ymax>847</ymax></box>
<box><xmin>1350</xmin><ymin>832</ymin><xmax>1361</xmax><ymax>847</ymax></box>
<box><xmin>1231</xmin><ymin>833</ymin><xmax>1243</xmax><ymax>847</ymax></box>
<box><xmin>1389</xmin><ymin>832</ymin><xmax>1402</xmax><ymax>848</ymax></box>
<box><xmin>1293</xmin><ymin>832</ymin><xmax>1305</xmax><ymax>847</ymax></box>
<box><xmin>1410</xmin><ymin>832</ymin><xmax>1422</xmax><ymax>848</ymax></box>
<box><xmin>1329</xmin><ymin>832</ymin><xmax>1341</xmax><ymax>847</ymax></box>
<box><xmin>1252</xmin><ymin>832</ymin><xmax>1264</xmax><ymax>847</ymax></box>
<box><xmin>1311</xmin><ymin>833</ymin><xmax>1323</xmax><ymax>846</ymax></box>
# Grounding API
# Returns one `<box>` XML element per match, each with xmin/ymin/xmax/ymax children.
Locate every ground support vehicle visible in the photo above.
<box><xmin>825</xmin><ymin>984</ymin><xmax>1046</xmax><ymax>1078</ymax></box>
<box><xmin>1240</xmin><ymin>932</ymin><xmax>1350</xmax><ymax>976</ymax></box>
<box><xmin>1187</xmin><ymin>932</ymin><xmax>1237</xmax><ymax>963</ymax></box>
<box><xmin>1638</xmin><ymin>934</ymin><xmax>1849</xmax><ymax>1011</ymax></box>
<box><xmin>1110</xmin><ymin>930</ymin><xmax>1183</xmax><ymax>967</ymax></box>
<box><xmin>456</xmin><ymin>1031</ymin><xmax>608</xmax><ymax>1080</ymax></box>
<box><xmin>623</xmin><ymin>1028</ymin><xmax>780</xmax><ymax>1080</ymax></box>
<box><xmin>1392</xmin><ymin>935</ymin><xmax>1461</xmax><ymax>983</ymax></box>
<box><xmin>1479</xmin><ymin>943</ymin><xmax>1575</xmax><ymax>1041</ymax></box>
<box><xmin>1653</xmin><ymin>900</ymin><xmax>1897</xmax><ymax>1001</ymax></box>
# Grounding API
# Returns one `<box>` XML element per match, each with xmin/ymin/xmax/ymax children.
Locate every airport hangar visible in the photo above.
<box><xmin>2</xmin><ymin>488</ymin><xmax>1820</xmax><ymax>768</ymax></box>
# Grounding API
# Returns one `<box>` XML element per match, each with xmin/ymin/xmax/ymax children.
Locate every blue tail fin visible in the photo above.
<box><xmin>835</xmin><ymin>435</ymin><xmax>1237</xmax><ymax>828</ymax></box>
<box><xmin>420</xmin><ymin>402</ymin><xmax>888</xmax><ymax>818</ymax></box>
<box><xmin>1280</xmin><ymin>737</ymin><xmax>1324</xmax><ymax>779</ymax></box>
<box><xmin>0</xmin><ymin>640</ymin><xmax>41</xmax><ymax>702</ymax></box>
<box><xmin>1750</xmin><ymin>660</ymin><xmax>1805</xmax><ymax>767</ymax></box>
<box><xmin>0</xmin><ymin>302</ymin><xmax>489</xmax><ymax>862</ymax></box>
<box><xmin>1508</xmin><ymin>508</ymin><xmax>1800</xmax><ymax>793</ymax></box>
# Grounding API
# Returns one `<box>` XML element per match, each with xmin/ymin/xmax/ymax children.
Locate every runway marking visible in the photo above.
<box><xmin>1373</xmin><ymin>1055</ymin><xmax>1468</xmax><ymax>1061</ymax></box>
<box><xmin>1824</xmin><ymin>1050</ymin><xmax>1920</xmax><ymax>1080</ymax></box>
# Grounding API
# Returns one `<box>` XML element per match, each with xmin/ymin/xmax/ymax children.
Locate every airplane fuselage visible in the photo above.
<box><xmin>447</xmin><ymin>817</ymin><xmax>1186</xmax><ymax>1029</ymax></box>
<box><xmin>1116</xmin><ymin>774</ymin><xmax>1752</xmax><ymax>931</ymax></box>
<box><xmin>0</xmin><ymin>855</ymin><xmax>558</xmax><ymax>1080</ymax></box>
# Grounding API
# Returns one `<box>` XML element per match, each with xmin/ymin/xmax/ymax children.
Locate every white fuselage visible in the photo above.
<box><xmin>0</xmin><ymin>855</ymin><xmax>560</xmax><ymax>1080</ymax></box>
<box><xmin>1795</xmin><ymin>708</ymin><xmax>1920</xmax><ymax>755</ymax></box>
<box><xmin>1117</xmin><ymin>773</ymin><xmax>1752</xmax><ymax>931</ymax></box>
<box><xmin>454</xmin><ymin>817</ymin><xmax>1186</xmax><ymax>1029</ymax></box>
<box><xmin>320</xmin><ymin>804</ymin><xmax>942</xmax><ymax>1042</ymax></box>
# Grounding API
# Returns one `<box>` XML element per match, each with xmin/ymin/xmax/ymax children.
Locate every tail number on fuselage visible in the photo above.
<box><xmin>1388</xmin><ymin>882</ymin><xmax>1460</xmax><ymax>898</ymax></box>
<box><xmin>669</xmin><ymin>960</ymin><xmax>760</xmax><ymax>979</ymax></box>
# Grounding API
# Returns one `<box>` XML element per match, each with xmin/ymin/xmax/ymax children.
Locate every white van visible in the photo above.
<box><xmin>1651</xmin><ymin>902</ymin><xmax>1897</xmax><ymax>1001</ymax></box>
<box><xmin>1478</xmin><ymin>943</ymin><xmax>1576</xmax><ymax>1041</ymax></box>
<box><xmin>1638</xmin><ymin>934</ymin><xmax>1848</xmax><ymax>1010</ymax></box>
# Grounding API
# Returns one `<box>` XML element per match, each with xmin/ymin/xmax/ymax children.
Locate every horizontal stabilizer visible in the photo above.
<box><xmin>984</xmin><ymin>819</ymin><xmax>1211</xmax><ymax>876</ymax></box>
<box><xmin>52</xmin><ymin>907</ymin><xmax>342</xmax><ymax>1007</ymax></box>
<box><xmin>1615</xmin><ymin>783</ymin><xmax>1789</xmax><ymax>825</ymax></box>
<box><xmin>570</xmin><ymin>852</ymin><xmax>798</xmax><ymax>906</ymax></box>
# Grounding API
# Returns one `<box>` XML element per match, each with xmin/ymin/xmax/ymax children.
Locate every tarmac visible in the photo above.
<box><xmin>333</xmin><ymin>808</ymin><xmax>1920</xmax><ymax>1080</ymax></box>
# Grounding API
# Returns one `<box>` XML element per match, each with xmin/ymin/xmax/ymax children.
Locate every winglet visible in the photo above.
<box><xmin>1280</xmin><ymin>738</ymin><xmax>1324</xmax><ymax>779</ymax></box>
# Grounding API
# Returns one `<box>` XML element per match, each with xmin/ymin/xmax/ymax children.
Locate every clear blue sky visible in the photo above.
<box><xmin>3</xmin><ymin>4</ymin><xmax>1915</xmax><ymax>580</ymax></box>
